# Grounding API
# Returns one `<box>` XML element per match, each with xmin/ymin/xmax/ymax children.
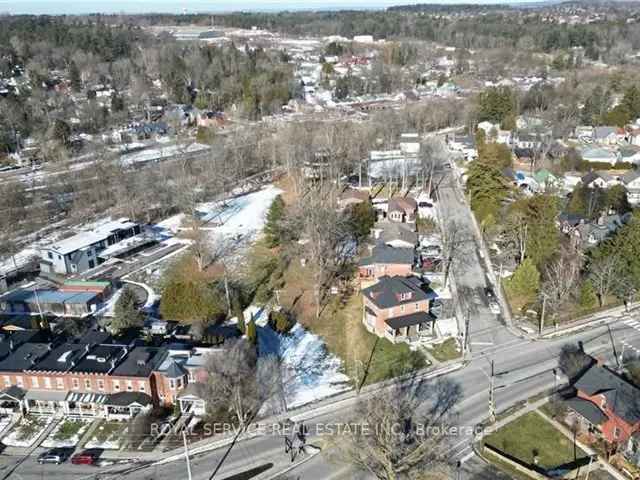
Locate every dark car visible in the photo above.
<box><xmin>71</xmin><ymin>450</ymin><xmax>100</xmax><ymax>465</ymax></box>
<box><xmin>484</xmin><ymin>287</ymin><xmax>495</xmax><ymax>299</ymax></box>
<box><xmin>418</xmin><ymin>201</ymin><xmax>433</xmax><ymax>208</ymax></box>
<box><xmin>38</xmin><ymin>448</ymin><xmax>71</xmax><ymax>465</ymax></box>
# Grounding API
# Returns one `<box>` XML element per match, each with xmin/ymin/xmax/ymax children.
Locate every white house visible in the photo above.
<box><xmin>623</xmin><ymin>170</ymin><xmax>640</xmax><ymax>205</ymax></box>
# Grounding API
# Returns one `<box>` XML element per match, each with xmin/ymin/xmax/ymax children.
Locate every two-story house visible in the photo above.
<box><xmin>39</xmin><ymin>218</ymin><xmax>141</xmax><ymax>275</ymax></box>
<box><xmin>358</xmin><ymin>245</ymin><xmax>415</xmax><ymax>286</ymax></box>
<box><xmin>361</xmin><ymin>275</ymin><xmax>436</xmax><ymax>344</ymax></box>
<box><xmin>566</xmin><ymin>362</ymin><xmax>640</xmax><ymax>452</ymax></box>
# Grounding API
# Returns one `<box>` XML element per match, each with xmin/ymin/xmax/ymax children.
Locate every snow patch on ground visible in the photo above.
<box><xmin>259</xmin><ymin>323</ymin><xmax>352</xmax><ymax>409</ymax></box>
<box><xmin>120</xmin><ymin>142</ymin><xmax>209</xmax><ymax>167</ymax></box>
<box><xmin>2</xmin><ymin>416</ymin><xmax>53</xmax><ymax>447</ymax></box>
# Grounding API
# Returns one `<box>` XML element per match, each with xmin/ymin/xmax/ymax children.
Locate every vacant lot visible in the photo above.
<box><xmin>484</xmin><ymin>411</ymin><xmax>587</xmax><ymax>470</ymax></box>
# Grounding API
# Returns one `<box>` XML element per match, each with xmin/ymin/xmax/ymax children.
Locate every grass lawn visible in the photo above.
<box><xmin>279</xmin><ymin>261</ymin><xmax>427</xmax><ymax>386</ymax></box>
<box><xmin>484</xmin><ymin>411</ymin><xmax>587</xmax><ymax>470</ymax></box>
<box><xmin>428</xmin><ymin>338</ymin><xmax>461</xmax><ymax>362</ymax></box>
<box><xmin>53</xmin><ymin>419</ymin><xmax>87</xmax><ymax>440</ymax></box>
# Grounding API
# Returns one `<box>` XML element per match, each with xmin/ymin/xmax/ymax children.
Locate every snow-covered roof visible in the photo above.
<box><xmin>44</xmin><ymin>218</ymin><xmax>138</xmax><ymax>255</ymax></box>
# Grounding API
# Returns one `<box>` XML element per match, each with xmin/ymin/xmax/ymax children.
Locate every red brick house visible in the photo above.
<box><xmin>566</xmin><ymin>362</ymin><xmax>640</xmax><ymax>448</ymax></box>
<box><xmin>358</xmin><ymin>245</ymin><xmax>415</xmax><ymax>286</ymax></box>
<box><xmin>361</xmin><ymin>276</ymin><xmax>436</xmax><ymax>343</ymax></box>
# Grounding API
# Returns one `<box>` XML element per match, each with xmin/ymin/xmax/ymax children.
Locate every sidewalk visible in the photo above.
<box><xmin>538</xmin><ymin>302</ymin><xmax>640</xmax><ymax>339</ymax></box>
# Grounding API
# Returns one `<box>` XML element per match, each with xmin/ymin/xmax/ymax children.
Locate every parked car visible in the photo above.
<box><xmin>38</xmin><ymin>448</ymin><xmax>71</xmax><ymax>465</ymax></box>
<box><xmin>71</xmin><ymin>450</ymin><xmax>100</xmax><ymax>465</ymax></box>
<box><xmin>418</xmin><ymin>201</ymin><xmax>433</xmax><ymax>208</ymax></box>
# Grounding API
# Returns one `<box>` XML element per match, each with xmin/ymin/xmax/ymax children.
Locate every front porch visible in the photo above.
<box><xmin>66</xmin><ymin>392</ymin><xmax>109</xmax><ymax>418</ymax></box>
<box><xmin>0</xmin><ymin>386</ymin><xmax>26</xmax><ymax>415</ymax></box>
<box><xmin>103</xmin><ymin>392</ymin><xmax>152</xmax><ymax>421</ymax></box>
<box><xmin>384</xmin><ymin>312</ymin><xmax>436</xmax><ymax>345</ymax></box>
<box><xmin>24</xmin><ymin>390</ymin><xmax>69</xmax><ymax>415</ymax></box>
<box><xmin>177</xmin><ymin>383</ymin><xmax>208</xmax><ymax>417</ymax></box>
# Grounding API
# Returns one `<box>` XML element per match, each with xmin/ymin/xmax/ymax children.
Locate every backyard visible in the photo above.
<box><xmin>85</xmin><ymin>420</ymin><xmax>128</xmax><ymax>449</ymax></box>
<box><xmin>42</xmin><ymin>418</ymin><xmax>91</xmax><ymax>448</ymax></box>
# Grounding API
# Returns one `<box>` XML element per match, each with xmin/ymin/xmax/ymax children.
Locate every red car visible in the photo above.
<box><xmin>71</xmin><ymin>451</ymin><xmax>99</xmax><ymax>465</ymax></box>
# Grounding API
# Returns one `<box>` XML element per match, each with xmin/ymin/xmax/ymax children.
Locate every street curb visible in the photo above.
<box><xmin>262</xmin><ymin>448</ymin><xmax>321</xmax><ymax>480</ymax></box>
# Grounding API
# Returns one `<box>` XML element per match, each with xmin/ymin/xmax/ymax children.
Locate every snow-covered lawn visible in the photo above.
<box><xmin>85</xmin><ymin>421</ymin><xmax>127</xmax><ymax>450</ymax></box>
<box><xmin>2</xmin><ymin>415</ymin><xmax>53</xmax><ymax>447</ymax></box>
<box><xmin>41</xmin><ymin>419</ymin><xmax>91</xmax><ymax>448</ymax></box>
<box><xmin>120</xmin><ymin>142</ymin><xmax>210</xmax><ymax>167</ymax></box>
<box><xmin>259</xmin><ymin>320</ymin><xmax>352</xmax><ymax>409</ymax></box>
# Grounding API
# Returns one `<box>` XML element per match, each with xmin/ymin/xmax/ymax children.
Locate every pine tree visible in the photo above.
<box><xmin>69</xmin><ymin>61</ymin><xmax>82</xmax><ymax>92</ymax></box>
<box><xmin>112</xmin><ymin>286</ymin><xmax>145</xmax><ymax>334</ymax></box>
<box><xmin>264</xmin><ymin>195</ymin><xmax>286</xmax><ymax>247</ymax></box>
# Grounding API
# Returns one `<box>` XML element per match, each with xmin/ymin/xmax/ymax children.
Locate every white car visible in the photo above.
<box><xmin>489</xmin><ymin>300</ymin><xmax>501</xmax><ymax>315</ymax></box>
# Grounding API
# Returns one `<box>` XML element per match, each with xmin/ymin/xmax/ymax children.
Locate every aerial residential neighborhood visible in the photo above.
<box><xmin>3</xmin><ymin>1</ymin><xmax>640</xmax><ymax>480</ymax></box>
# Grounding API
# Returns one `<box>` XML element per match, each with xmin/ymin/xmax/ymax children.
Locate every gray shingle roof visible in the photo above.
<box><xmin>376</xmin><ymin>222</ymin><xmax>418</xmax><ymax>247</ymax></box>
<box><xmin>106</xmin><ymin>391</ymin><xmax>152</xmax><ymax>407</ymax></box>
<box><xmin>111</xmin><ymin>347</ymin><xmax>167</xmax><ymax>378</ymax></box>
<box><xmin>0</xmin><ymin>343</ymin><xmax>51</xmax><ymax>371</ymax></box>
<box><xmin>565</xmin><ymin>397</ymin><xmax>608</xmax><ymax>426</ymax></box>
<box><xmin>574</xmin><ymin>364</ymin><xmax>640</xmax><ymax>424</ymax></box>
<box><xmin>362</xmin><ymin>275</ymin><xmax>435</xmax><ymax>309</ymax></box>
<box><xmin>359</xmin><ymin>245</ymin><xmax>414</xmax><ymax>267</ymax></box>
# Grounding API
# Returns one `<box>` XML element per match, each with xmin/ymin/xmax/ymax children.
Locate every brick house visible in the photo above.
<box><xmin>388</xmin><ymin>197</ymin><xmax>418</xmax><ymax>223</ymax></box>
<box><xmin>361</xmin><ymin>276</ymin><xmax>436</xmax><ymax>343</ymax></box>
<box><xmin>358</xmin><ymin>245</ymin><xmax>415</xmax><ymax>285</ymax></box>
<box><xmin>565</xmin><ymin>362</ymin><xmax>640</xmax><ymax>450</ymax></box>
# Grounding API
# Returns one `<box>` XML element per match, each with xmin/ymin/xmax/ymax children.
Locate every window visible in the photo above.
<box><xmin>415</xmin><ymin>303</ymin><xmax>419</xmax><ymax>311</ymax></box>
<box><xmin>72</xmin><ymin>378</ymin><xmax>79</xmax><ymax>390</ymax></box>
<box><xmin>3</xmin><ymin>376</ymin><xmax>10</xmax><ymax>387</ymax></box>
<box><xmin>56</xmin><ymin>378</ymin><xmax>64</xmax><ymax>389</ymax></box>
<box><xmin>169</xmin><ymin>379</ymin><xmax>176</xmax><ymax>390</ymax></box>
<box><xmin>188</xmin><ymin>371</ymin><xmax>196</xmax><ymax>383</ymax></box>
<box><xmin>139</xmin><ymin>381</ymin><xmax>146</xmax><ymax>392</ymax></box>
<box><xmin>47</xmin><ymin>252</ymin><xmax>53</xmax><ymax>259</ymax></box>
<box><xmin>126</xmin><ymin>381</ymin><xmax>133</xmax><ymax>392</ymax></box>
<box><xmin>97</xmin><ymin>379</ymin><xmax>105</xmax><ymax>391</ymax></box>
<box><xmin>16</xmin><ymin>376</ymin><xmax>23</xmax><ymax>388</ymax></box>
<box><xmin>614</xmin><ymin>427</ymin><xmax>621</xmax><ymax>439</ymax></box>
<box><xmin>57</xmin><ymin>255</ymin><xmax>62</xmax><ymax>260</ymax></box>
<box><xmin>88</xmin><ymin>260</ymin><xmax>95</xmax><ymax>269</ymax></box>
<box><xmin>31</xmin><ymin>377</ymin><xmax>39</xmax><ymax>388</ymax></box>
<box><xmin>113</xmin><ymin>380</ymin><xmax>120</xmax><ymax>391</ymax></box>
<box><xmin>43</xmin><ymin>377</ymin><xmax>51</xmax><ymax>389</ymax></box>
<box><xmin>400</xmin><ymin>305</ymin><xmax>405</xmax><ymax>313</ymax></box>
<box><xmin>84</xmin><ymin>379</ymin><xmax>92</xmax><ymax>390</ymax></box>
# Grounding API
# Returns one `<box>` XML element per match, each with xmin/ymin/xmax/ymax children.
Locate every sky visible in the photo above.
<box><xmin>0</xmin><ymin>0</ymin><xmax>535</xmax><ymax>15</ymax></box>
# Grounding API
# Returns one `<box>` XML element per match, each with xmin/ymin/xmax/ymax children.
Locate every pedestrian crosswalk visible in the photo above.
<box><xmin>624</xmin><ymin>318</ymin><xmax>640</xmax><ymax>331</ymax></box>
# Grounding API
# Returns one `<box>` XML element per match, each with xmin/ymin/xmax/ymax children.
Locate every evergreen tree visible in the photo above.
<box><xmin>264</xmin><ymin>195</ymin><xmax>286</xmax><ymax>247</ymax></box>
<box><xmin>504</xmin><ymin>258</ymin><xmax>540</xmax><ymax>305</ymax></box>
<box><xmin>347</xmin><ymin>201</ymin><xmax>376</xmax><ymax>243</ymax></box>
<box><xmin>111</xmin><ymin>286</ymin><xmax>144</xmax><ymax>334</ymax></box>
<box><xmin>578</xmin><ymin>281</ymin><xmax>598</xmax><ymax>310</ymax></box>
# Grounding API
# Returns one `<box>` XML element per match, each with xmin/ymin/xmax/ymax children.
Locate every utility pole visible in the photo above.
<box><xmin>618</xmin><ymin>342</ymin><xmax>627</xmax><ymax>373</ymax></box>
<box><xmin>585</xmin><ymin>454</ymin><xmax>595</xmax><ymax>480</ymax></box>
<box><xmin>463</xmin><ymin>306</ymin><xmax>471</xmax><ymax>356</ymax></box>
<box><xmin>539</xmin><ymin>293</ymin><xmax>547</xmax><ymax>335</ymax></box>
<box><xmin>489</xmin><ymin>360</ymin><xmax>496</xmax><ymax>424</ymax></box>
<box><xmin>183</xmin><ymin>430</ymin><xmax>193</xmax><ymax>480</ymax></box>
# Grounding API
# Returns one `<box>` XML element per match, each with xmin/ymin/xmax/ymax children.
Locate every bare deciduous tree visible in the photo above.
<box><xmin>589</xmin><ymin>255</ymin><xmax>622</xmax><ymax>307</ymax></box>
<box><xmin>327</xmin><ymin>378</ymin><xmax>459</xmax><ymax>480</ymax></box>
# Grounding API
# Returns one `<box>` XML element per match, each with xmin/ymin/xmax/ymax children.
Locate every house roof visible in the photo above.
<box><xmin>0</xmin><ymin>385</ymin><xmax>25</xmax><ymax>401</ymax></box>
<box><xmin>112</xmin><ymin>347</ymin><xmax>167</xmax><ymax>378</ymax></box>
<box><xmin>24</xmin><ymin>389</ymin><xmax>69</xmax><ymax>402</ymax></box>
<box><xmin>30</xmin><ymin>343</ymin><xmax>87</xmax><ymax>372</ymax></box>
<box><xmin>0</xmin><ymin>342</ymin><xmax>51</xmax><ymax>371</ymax></box>
<box><xmin>622</xmin><ymin>169</ymin><xmax>640</xmax><ymax>185</ymax></box>
<box><xmin>106</xmin><ymin>391</ymin><xmax>152</xmax><ymax>407</ymax></box>
<box><xmin>43</xmin><ymin>218</ymin><xmax>137</xmax><ymax>255</ymax></box>
<box><xmin>0</xmin><ymin>289</ymin><xmax>99</xmax><ymax>306</ymax></box>
<box><xmin>340</xmin><ymin>188</ymin><xmax>369</xmax><ymax>203</ymax></box>
<box><xmin>376</xmin><ymin>222</ymin><xmax>418</xmax><ymax>246</ymax></box>
<box><xmin>581</xmin><ymin>171</ymin><xmax>612</xmax><ymax>186</ymax></box>
<box><xmin>565</xmin><ymin>397</ymin><xmax>608</xmax><ymax>426</ymax></box>
<box><xmin>359</xmin><ymin>245</ymin><xmax>414</xmax><ymax>267</ymax></box>
<box><xmin>581</xmin><ymin>147</ymin><xmax>617</xmax><ymax>163</ymax></box>
<box><xmin>160</xmin><ymin>359</ymin><xmax>187</xmax><ymax>378</ymax></box>
<box><xmin>66</xmin><ymin>391</ymin><xmax>109</xmax><ymax>405</ymax></box>
<box><xmin>178</xmin><ymin>382</ymin><xmax>209</xmax><ymax>401</ymax></box>
<box><xmin>388</xmin><ymin>196</ymin><xmax>417</xmax><ymax>214</ymax></box>
<box><xmin>514</xmin><ymin>148</ymin><xmax>534</xmax><ymax>159</ymax></box>
<box><xmin>574</xmin><ymin>363</ymin><xmax>640</xmax><ymax>425</ymax></box>
<box><xmin>362</xmin><ymin>275</ymin><xmax>436</xmax><ymax>310</ymax></box>
<box><xmin>71</xmin><ymin>344</ymin><xmax>127</xmax><ymax>374</ymax></box>
<box><xmin>558</xmin><ymin>212</ymin><xmax>586</xmax><ymax>227</ymax></box>
<box><xmin>385</xmin><ymin>311</ymin><xmax>435</xmax><ymax>329</ymax></box>
<box><xmin>533</xmin><ymin>168</ymin><xmax>557</xmax><ymax>184</ymax></box>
